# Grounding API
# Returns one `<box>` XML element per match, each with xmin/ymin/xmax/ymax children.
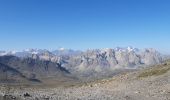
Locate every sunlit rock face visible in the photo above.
<box><xmin>140</xmin><ymin>48</ymin><xmax>163</xmax><ymax>65</ymax></box>
<box><xmin>51</xmin><ymin>47</ymin><xmax>163</xmax><ymax>75</ymax></box>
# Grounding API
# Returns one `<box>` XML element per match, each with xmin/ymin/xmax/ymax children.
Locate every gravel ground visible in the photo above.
<box><xmin>1</xmin><ymin>65</ymin><xmax>170</xmax><ymax>100</ymax></box>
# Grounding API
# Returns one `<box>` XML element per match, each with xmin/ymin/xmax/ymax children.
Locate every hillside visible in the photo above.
<box><xmin>0</xmin><ymin>60</ymin><xmax>170</xmax><ymax>100</ymax></box>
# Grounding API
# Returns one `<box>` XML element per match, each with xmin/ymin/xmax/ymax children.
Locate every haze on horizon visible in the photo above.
<box><xmin>0</xmin><ymin>0</ymin><xmax>170</xmax><ymax>54</ymax></box>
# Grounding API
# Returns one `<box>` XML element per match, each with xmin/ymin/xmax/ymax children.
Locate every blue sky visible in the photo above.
<box><xmin>0</xmin><ymin>0</ymin><xmax>170</xmax><ymax>53</ymax></box>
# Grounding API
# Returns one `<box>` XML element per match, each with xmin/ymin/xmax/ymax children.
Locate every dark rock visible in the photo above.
<box><xmin>24</xmin><ymin>93</ymin><xmax>31</xmax><ymax>97</ymax></box>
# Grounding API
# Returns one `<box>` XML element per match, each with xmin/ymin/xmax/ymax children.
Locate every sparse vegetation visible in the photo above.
<box><xmin>138</xmin><ymin>61</ymin><xmax>170</xmax><ymax>78</ymax></box>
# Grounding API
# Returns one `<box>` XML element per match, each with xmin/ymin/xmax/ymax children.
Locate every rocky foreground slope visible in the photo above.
<box><xmin>0</xmin><ymin>60</ymin><xmax>170</xmax><ymax>100</ymax></box>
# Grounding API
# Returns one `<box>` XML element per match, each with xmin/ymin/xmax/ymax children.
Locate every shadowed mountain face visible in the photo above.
<box><xmin>0</xmin><ymin>62</ymin><xmax>27</xmax><ymax>83</ymax></box>
<box><xmin>0</xmin><ymin>56</ymin><xmax>71</xmax><ymax>83</ymax></box>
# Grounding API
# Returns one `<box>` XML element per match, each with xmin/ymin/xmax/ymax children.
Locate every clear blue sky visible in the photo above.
<box><xmin>0</xmin><ymin>0</ymin><xmax>170</xmax><ymax>53</ymax></box>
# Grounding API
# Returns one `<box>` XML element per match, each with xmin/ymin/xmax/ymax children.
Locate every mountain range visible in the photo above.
<box><xmin>0</xmin><ymin>47</ymin><xmax>165</xmax><ymax>83</ymax></box>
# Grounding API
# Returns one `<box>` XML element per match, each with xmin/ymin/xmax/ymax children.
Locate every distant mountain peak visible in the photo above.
<box><xmin>59</xmin><ymin>48</ymin><xmax>66</xmax><ymax>51</ymax></box>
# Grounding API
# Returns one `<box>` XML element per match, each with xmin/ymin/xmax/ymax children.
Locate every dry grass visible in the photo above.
<box><xmin>138</xmin><ymin>61</ymin><xmax>170</xmax><ymax>78</ymax></box>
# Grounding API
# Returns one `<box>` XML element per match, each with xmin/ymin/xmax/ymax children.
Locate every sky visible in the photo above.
<box><xmin>0</xmin><ymin>0</ymin><xmax>170</xmax><ymax>54</ymax></box>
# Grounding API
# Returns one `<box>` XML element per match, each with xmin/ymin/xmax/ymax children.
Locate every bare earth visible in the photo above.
<box><xmin>1</xmin><ymin>62</ymin><xmax>170</xmax><ymax>100</ymax></box>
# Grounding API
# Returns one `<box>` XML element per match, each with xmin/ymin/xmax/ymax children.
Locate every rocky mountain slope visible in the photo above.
<box><xmin>0</xmin><ymin>62</ymin><xmax>28</xmax><ymax>83</ymax></box>
<box><xmin>0</xmin><ymin>60</ymin><xmax>170</xmax><ymax>100</ymax></box>
<box><xmin>0</xmin><ymin>47</ymin><xmax>164</xmax><ymax>82</ymax></box>
<box><xmin>0</xmin><ymin>56</ymin><xmax>73</xmax><ymax>84</ymax></box>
